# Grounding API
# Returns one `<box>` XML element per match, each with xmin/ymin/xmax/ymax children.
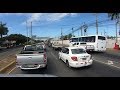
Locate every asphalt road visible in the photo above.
<box><xmin>9</xmin><ymin>46</ymin><xmax>120</xmax><ymax>77</ymax></box>
<box><xmin>0</xmin><ymin>47</ymin><xmax>23</xmax><ymax>61</ymax></box>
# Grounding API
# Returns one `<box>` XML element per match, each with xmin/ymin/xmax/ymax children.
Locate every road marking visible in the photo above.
<box><xmin>7</xmin><ymin>66</ymin><xmax>16</xmax><ymax>74</ymax></box>
<box><xmin>94</xmin><ymin>60</ymin><xmax>120</xmax><ymax>70</ymax></box>
<box><xmin>50</xmin><ymin>52</ymin><xmax>58</xmax><ymax>60</ymax></box>
<box><xmin>0</xmin><ymin>61</ymin><xmax>16</xmax><ymax>72</ymax></box>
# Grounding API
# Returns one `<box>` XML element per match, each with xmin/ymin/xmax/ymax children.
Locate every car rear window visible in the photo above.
<box><xmin>71</xmin><ymin>49</ymin><xmax>86</xmax><ymax>54</ymax></box>
<box><xmin>24</xmin><ymin>45</ymin><xmax>44</xmax><ymax>51</ymax></box>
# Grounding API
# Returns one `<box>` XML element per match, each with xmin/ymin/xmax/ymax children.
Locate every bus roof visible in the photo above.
<box><xmin>71</xmin><ymin>35</ymin><xmax>106</xmax><ymax>38</ymax></box>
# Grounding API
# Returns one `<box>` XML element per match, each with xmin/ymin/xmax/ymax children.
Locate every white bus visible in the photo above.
<box><xmin>69</xmin><ymin>35</ymin><xmax>107</xmax><ymax>52</ymax></box>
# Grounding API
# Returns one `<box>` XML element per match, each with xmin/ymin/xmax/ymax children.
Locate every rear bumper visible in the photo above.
<box><xmin>69</xmin><ymin>59</ymin><xmax>93</xmax><ymax>68</ymax></box>
<box><xmin>16</xmin><ymin>63</ymin><xmax>47</xmax><ymax>70</ymax></box>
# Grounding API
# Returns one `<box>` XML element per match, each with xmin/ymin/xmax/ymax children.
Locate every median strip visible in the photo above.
<box><xmin>0</xmin><ymin>54</ymin><xmax>16</xmax><ymax>73</ymax></box>
<box><xmin>0</xmin><ymin>61</ymin><xmax>16</xmax><ymax>73</ymax></box>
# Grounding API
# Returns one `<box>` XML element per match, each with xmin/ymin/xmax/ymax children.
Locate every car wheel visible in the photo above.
<box><xmin>66</xmin><ymin>61</ymin><xmax>71</xmax><ymax>68</ymax></box>
<box><xmin>21</xmin><ymin>69</ymin><xmax>26</xmax><ymax>71</ymax></box>
<box><xmin>43</xmin><ymin>65</ymin><xmax>47</xmax><ymax>69</ymax></box>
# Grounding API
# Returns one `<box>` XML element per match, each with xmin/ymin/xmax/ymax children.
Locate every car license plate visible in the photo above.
<box><xmin>82</xmin><ymin>58</ymin><xmax>86</xmax><ymax>60</ymax></box>
<box><xmin>24</xmin><ymin>65</ymin><xmax>34</xmax><ymax>68</ymax></box>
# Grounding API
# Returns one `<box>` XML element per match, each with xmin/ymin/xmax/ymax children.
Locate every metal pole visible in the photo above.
<box><xmin>96</xmin><ymin>14</ymin><xmax>98</xmax><ymax>35</ymax></box>
<box><xmin>72</xmin><ymin>27</ymin><xmax>74</xmax><ymax>36</ymax></box>
<box><xmin>61</xmin><ymin>28</ymin><xmax>63</xmax><ymax>46</ymax></box>
<box><xmin>116</xmin><ymin>20</ymin><xmax>118</xmax><ymax>43</ymax></box>
<box><xmin>26</xmin><ymin>21</ymin><xmax>28</xmax><ymax>44</ymax></box>
<box><xmin>81</xmin><ymin>27</ymin><xmax>83</xmax><ymax>36</ymax></box>
<box><xmin>31</xmin><ymin>22</ymin><xmax>32</xmax><ymax>44</ymax></box>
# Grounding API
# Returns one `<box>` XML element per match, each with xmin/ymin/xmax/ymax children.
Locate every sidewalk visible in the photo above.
<box><xmin>106</xmin><ymin>48</ymin><xmax>120</xmax><ymax>57</ymax></box>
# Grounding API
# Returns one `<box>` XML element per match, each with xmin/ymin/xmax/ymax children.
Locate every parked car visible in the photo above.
<box><xmin>16</xmin><ymin>45</ymin><xmax>47</xmax><ymax>70</ymax></box>
<box><xmin>58</xmin><ymin>47</ymin><xmax>93</xmax><ymax>68</ymax></box>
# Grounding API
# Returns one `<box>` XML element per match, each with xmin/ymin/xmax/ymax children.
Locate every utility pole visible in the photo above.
<box><xmin>116</xmin><ymin>20</ymin><xmax>118</xmax><ymax>43</ymax></box>
<box><xmin>72</xmin><ymin>27</ymin><xmax>74</xmax><ymax>37</ymax></box>
<box><xmin>26</xmin><ymin>21</ymin><xmax>28</xmax><ymax>44</ymax></box>
<box><xmin>81</xmin><ymin>27</ymin><xmax>83</xmax><ymax>36</ymax></box>
<box><xmin>30</xmin><ymin>22</ymin><xmax>32</xmax><ymax>44</ymax></box>
<box><xmin>61</xmin><ymin>28</ymin><xmax>63</xmax><ymax>46</ymax></box>
<box><xmin>95</xmin><ymin>13</ymin><xmax>98</xmax><ymax>35</ymax></box>
<box><xmin>104</xmin><ymin>29</ymin><xmax>105</xmax><ymax>36</ymax></box>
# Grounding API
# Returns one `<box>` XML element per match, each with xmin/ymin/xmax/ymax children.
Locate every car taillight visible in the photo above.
<box><xmin>71</xmin><ymin>56</ymin><xmax>78</xmax><ymax>61</ymax></box>
<box><xmin>44</xmin><ymin>53</ymin><xmax>47</xmax><ymax>59</ymax></box>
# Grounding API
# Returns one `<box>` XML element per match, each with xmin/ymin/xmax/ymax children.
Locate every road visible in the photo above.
<box><xmin>0</xmin><ymin>47</ymin><xmax>23</xmax><ymax>61</ymax></box>
<box><xmin>8</xmin><ymin>46</ymin><xmax>120</xmax><ymax>77</ymax></box>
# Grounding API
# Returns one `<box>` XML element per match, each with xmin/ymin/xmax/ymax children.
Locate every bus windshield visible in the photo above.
<box><xmin>98</xmin><ymin>36</ymin><xmax>106</xmax><ymax>40</ymax></box>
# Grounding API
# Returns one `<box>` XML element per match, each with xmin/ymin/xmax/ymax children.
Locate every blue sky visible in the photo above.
<box><xmin>0</xmin><ymin>13</ymin><xmax>119</xmax><ymax>38</ymax></box>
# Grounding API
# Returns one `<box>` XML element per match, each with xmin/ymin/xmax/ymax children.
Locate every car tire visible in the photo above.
<box><xmin>21</xmin><ymin>69</ymin><xmax>26</xmax><ymax>71</ymax></box>
<box><xmin>44</xmin><ymin>65</ymin><xmax>47</xmax><ymax>69</ymax></box>
<box><xmin>66</xmin><ymin>60</ymin><xmax>71</xmax><ymax>68</ymax></box>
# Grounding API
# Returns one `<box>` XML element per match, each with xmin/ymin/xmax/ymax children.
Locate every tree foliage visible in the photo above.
<box><xmin>108</xmin><ymin>13</ymin><xmax>120</xmax><ymax>21</ymax></box>
<box><xmin>0</xmin><ymin>22</ymin><xmax>9</xmax><ymax>38</ymax></box>
<box><xmin>60</xmin><ymin>33</ymin><xmax>75</xmax><ymax>40</ymax></box>
<box><xmin>6</xmin><ymin>34</ymin><xmax>29</xmax><ymax>45</ymax></box>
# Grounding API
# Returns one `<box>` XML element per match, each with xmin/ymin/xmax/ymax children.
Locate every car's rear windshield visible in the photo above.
<box><xmin>24</xmin><ymin>45</ymin><xmax>44</xmax><ymax>51</ymax></box>
<box><xmin>71</xmin><ymin>48</ymin><xmax>86</xmax><ymax>54</ymax></box>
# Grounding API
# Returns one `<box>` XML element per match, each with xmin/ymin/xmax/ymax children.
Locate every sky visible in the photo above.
<box><xmin>0</xmin><ymin>13</ymin><xmax>119</xmax><ymax>38</ymax></box>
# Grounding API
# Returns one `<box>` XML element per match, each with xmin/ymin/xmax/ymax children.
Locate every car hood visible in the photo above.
<box><xmin>0</xmin><ymin>74</ymin><xmax>58</xmax><ymax>77</ymax></box>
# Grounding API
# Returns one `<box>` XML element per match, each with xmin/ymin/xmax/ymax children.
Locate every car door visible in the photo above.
<box><xmin>63</xmin><ymin>48</ymin><xmax>70</xmax><ymax>63</ymax></box>
<box><xmin>61</xmin><ymin>48</ymin><xmax>69</xmax><ymax>63</ymax></box>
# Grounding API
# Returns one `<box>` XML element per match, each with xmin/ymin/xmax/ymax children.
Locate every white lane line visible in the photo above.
<box><xmin>50</xmin><ymin>52</ymin><xmax>58</xmax><ymax>60</ymax></box>
<box><xmin>7</xmin><ymin>67</ymin><xmax>16</xmax><ymax>74</ymax></box>
<box><xmin>94</xmin><ymin>60</ymin><xmax>120</xmax><ymax>70</ymax></box>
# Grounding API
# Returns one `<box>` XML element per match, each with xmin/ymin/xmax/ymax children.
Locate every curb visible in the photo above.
<box><xmin>0</xmin><ymin>61</ymin><xmax>16</xmax><ymax>73</ymax></box>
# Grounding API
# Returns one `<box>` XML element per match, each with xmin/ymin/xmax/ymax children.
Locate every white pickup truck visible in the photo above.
<box><xmin>16</xmin><ymin>45</ymin><xmax>47</xmax><ymax>70</ymax></box>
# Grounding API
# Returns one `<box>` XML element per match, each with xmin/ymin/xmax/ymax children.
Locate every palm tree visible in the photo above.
<box><xmin>0</xmin><ymin>22</ymin><xmax>9</xmax><ymax>38</ymax></box>
<box><xmin>108</xmin><ymin>13</ymin><xmax>120</xmax><ymax>21</ymax></box>
<box><xmin>108</xmin><ymin>13</ymin><xmax>120</xmax><ymax>43</ymax></box>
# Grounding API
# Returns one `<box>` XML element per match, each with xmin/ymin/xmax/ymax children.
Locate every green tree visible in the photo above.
<box><xmin>0</xmin><ymin>22</ymin><xmax>9</xmax><ymax>38</ymax></box>
<box><xmin>7</xmin><ymin>34</ymin><xmax>29</xmax><ymax>45</ymax></box>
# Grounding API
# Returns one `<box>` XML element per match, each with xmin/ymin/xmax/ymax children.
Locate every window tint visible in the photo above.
<box><xmin>72</xmin><ymin>38</ymin><xmax>78</xmax><ymax>42</ymax></box>
<box><xmin>25</xmin><ymin>45</ymin><xmax>44</xmax><ymax>51</ymax></box>
<box><xmin>62</xmin><ymin>48</ymin><xmax>69</xmax><ymax>54</ymax></box>
<box><xmin>71</xmin><ymin>49</ymin><xmax>86</xmax><ymax>54</ymax></box>
<box><xmin>98</xmin><ymin>36</ymin><xmax>106</xmax><ymax>40</ymax></box>
<box><xmin>80</xmin><ymin>36</ymin><xmax>95</xmax><ymax>42</ymax></box>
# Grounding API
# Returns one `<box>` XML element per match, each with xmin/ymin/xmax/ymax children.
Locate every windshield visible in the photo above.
<box><xmin>71</xmin><ymin>48</ymin><xmax>86</xmax><ymax>54</ymax></box>
<box><xmin>24</xmin><ymin>45</ymin><xmax>44</xmax><ymax>51</ymax></box>
<box><xmin>98</xmin><ymin>36</ymin><xmax>106</xmax><ymax>40</ymax></box>
<box><xmin>71</xmin><ymin>38</ymin><xmax>79</xmax><ymax>42</ymax></box>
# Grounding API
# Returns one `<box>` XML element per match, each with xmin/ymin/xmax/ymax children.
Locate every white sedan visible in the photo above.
<box><xmin>58</xmin><ymin>47</ymin><xmax>93</xmax><ymax>68</ymax></box>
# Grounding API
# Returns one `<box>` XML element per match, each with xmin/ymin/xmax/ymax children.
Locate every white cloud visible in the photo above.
<box><xmin>20</xmin><ymin>13</ymin><xmax>78</xmax><ymax>26</ymax></box>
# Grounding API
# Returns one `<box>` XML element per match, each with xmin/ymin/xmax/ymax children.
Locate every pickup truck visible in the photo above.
<box><xmin>16</xmin><ymin>45</ymin><xmax>47</xmax><ymax>70</ymax></box>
